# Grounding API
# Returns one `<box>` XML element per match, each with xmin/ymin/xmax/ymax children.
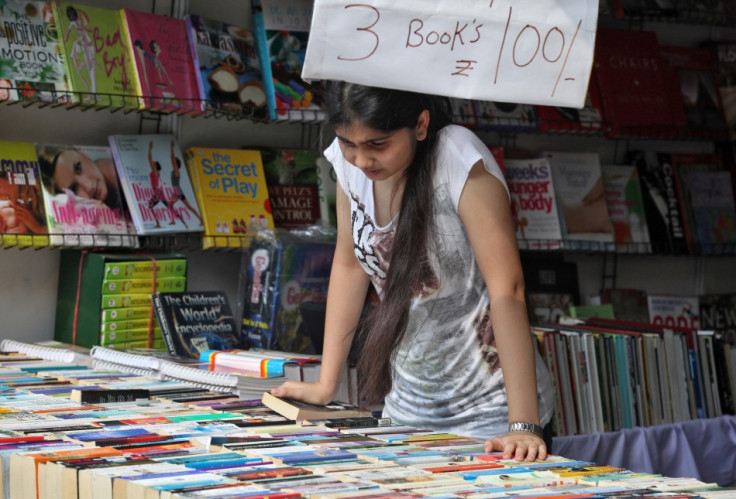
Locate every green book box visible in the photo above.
<box><xmin>55</xmin><ymin>251</ymin><xmax>187</xmax><ymax>348</ymax></box>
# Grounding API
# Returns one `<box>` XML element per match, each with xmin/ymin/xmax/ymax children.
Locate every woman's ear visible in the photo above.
<box><xmin>416</xmin><ymin>109</ymin><xmax>430</xmax><ymax>141</ymax></box>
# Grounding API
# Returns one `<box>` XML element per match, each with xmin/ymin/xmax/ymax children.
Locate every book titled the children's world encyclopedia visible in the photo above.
<box><xmin>109</xmin><ymin>134</ymin><xmax>204</xmax><ymax>235</ymax></box>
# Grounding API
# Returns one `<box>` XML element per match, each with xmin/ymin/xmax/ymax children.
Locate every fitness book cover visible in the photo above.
<box><xmin>109</xmin><ymin>134</ymin><xmax>204</xmax><ymax>235</ymax></box>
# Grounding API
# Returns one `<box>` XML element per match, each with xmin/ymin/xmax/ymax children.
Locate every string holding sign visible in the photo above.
<box><xmin>302</xmin><ymin>0</ymin><xmax>598</xmax><ymax>109</ymax></box>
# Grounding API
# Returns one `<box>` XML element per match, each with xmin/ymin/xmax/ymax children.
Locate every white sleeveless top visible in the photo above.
<box><xmin>324</xmin><ymin>124</ymin><xmax>554</xmax><ymax>439</ymax></box>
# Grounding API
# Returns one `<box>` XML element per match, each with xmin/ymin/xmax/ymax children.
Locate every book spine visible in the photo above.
<box><xmin>118</xmin><ymin>10</ymin><xmax>147</xmax><ymax>110</ymax></box>
<box><xmin>104</xmin><ymin>259</ymin><xmax>187</xmax><ymax>280</ymax></box>
<box><xmin>184</xmin><ymin>15</ymin><xmax>207</xmax><ymax>103</ymax></box>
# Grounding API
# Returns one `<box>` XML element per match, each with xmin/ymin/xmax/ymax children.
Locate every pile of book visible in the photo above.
<box><xmin>0</xmin><ymin>340</ymin><xmax>731</xmax><ymax>498</ymax></box>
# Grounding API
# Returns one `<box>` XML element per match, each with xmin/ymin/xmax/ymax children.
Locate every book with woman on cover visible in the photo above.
<box><xmin>35</xmin><ymin>143</ymin><xmax>135</xmax><ymax>247</ymax></box>
<box><xmin>262</xmin><ymin>391</ymin><xmax>370</xmax><ymax>421</ymax></box>
<box><xmin>109</xmin><ymin>134</ymin><xmax>204</xmax><ymax>235</ymax></box>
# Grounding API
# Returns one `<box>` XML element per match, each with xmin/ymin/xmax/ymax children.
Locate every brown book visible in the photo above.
<box><xmin>261</xmin><ymin>392</ymin><xmax>370</xmax><ymax>421</ymax></box>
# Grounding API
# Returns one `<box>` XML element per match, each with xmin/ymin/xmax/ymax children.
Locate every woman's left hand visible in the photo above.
<box><xmin>484</xmin><ymin>431</ymin><xmax>547</xmax><ymax>461</ymax></box>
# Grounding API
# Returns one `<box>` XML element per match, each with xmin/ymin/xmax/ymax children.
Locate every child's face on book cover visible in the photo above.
<box><xmin>54</xmin><ymin>149</ymin><xmax>108</xmax><ymax>202</ymax></box>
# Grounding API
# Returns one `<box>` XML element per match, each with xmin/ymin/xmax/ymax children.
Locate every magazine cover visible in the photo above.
<box><xmin>0</xmin><ymin>141</ymin><xmax>48</xmax><ymax>247</ymax></box>
<box><xmin>35</xmin><ymin>143</ymin><xmax>134</xmax><ymax>246</ymax></box>
<box><xmin>53</xmin><ymin>2</ymin><xmax>140</xmax><ymax>109</ymax></box>
<box><xmin>648</xmin><ymin>295</ymin><xmax>700</xmax><ymax>330</ymax></box>
<box><xmin>184</xmin><ymin>147</ymin><xmax>273</xmax><ymax>249</ymax></box>
<box><xmin>601</xmin><ymin>164</ymin><xmax>651</xmax><ymax>252</ymax></box>
<box><xmin>0</xmin><ymin>1</ymin><xmax>69</xmax><ymax>103</ymax></box>
<box><xmin>109</xmin><ymin>134</ymin><xmax>204</xmax><ymax>235</ymax></box>
<box><xmin>121</xmin><ymin>9</ymin><xmax>199</xmax><ymax>113</ymax></box>
<box><xmin>185</xmin><ymin>14</ymin><xmax>267</xmax><ymax>119</ymax></box>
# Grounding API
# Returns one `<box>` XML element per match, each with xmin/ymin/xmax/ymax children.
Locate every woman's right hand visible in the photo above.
<box><xmin>270</xmin><ymin>380</ymin><xmax>334</xmax><ymax>406</ymax></box>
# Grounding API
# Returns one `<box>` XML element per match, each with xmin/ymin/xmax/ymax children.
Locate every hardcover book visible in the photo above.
<box><xmin>185</xmin><ymin>14</ymin><xmax>268</xmax><ymax>119</ymax></box>
<box><xmin>261</xmin><ymin>148</ymin><xmax>320</xmax><ymax>229</ymax></box>
<box><xmin>503</xmin><ymin>157</ymin><xmax>563</xmax><ymax>250</ymax></box>
<box><xmin>536</xmin><ymin>76</ymin><xmax>605</xmax><ymax>134</ymax></box>
<box><xmin>545</xmin><ymin>151</ymin><xmax>615</xmax><ymax>249</ymax></box>
<box><xmin>121</xmin><ymin>9</ymin><xmax>199</xmax><ymax>113</ymax></box>
<box><xmin>601</xmin><ymin>164</ymin><xmax>651</xmax><ymax>252</ymax></box>
<box><xmin>0</xmin><ymin>1</ymin><xmax>70</xmax><ymax>103</ymax></box>
<box><xmin>35</xmin><ymin>143</ymin><xmax>134</xmax><ymax>247</ymax></box>
<box><xmin>685</xmin><ymin>169</ymin><xmax>736</xmax><ymax>254</ymax></box>
<box><xmin>262</xmin><ymin>392</ymin><xmax>370</xmax><ymax>421</ymax></box>
<box><xmin>109</xmin><ymin>134</ymin><xmax>204</xmax><ymax>235</ymax></box>
<box><xmin>593</xmin><ymin>29</ymin><xmax>686</xmax><ymax>137</ymax></box>
<box><xmin>184</xmin><ymin>146</ymin><xmax>273</xmax><ymax>248</ymax></box>
<box><xmin>251</xmin><ymin>0</ymin><xmax>324</xmax><ymax>121</ymax></box>
<box><xmin>53</xmin><ymin>2</ymin><xmax>140</xmax><ymax>109</ymax></box>
<box><xmin>0</xmin><ymin>141</ymin><xmax>49</xmax><ymax>248</ymax></box>
<box><xmin>660</xmin><ymin>45</ymin><xmax>728</xmax><ymax>133</ymax></box>
<box><xmin>152</xmin><ymin>290</ymin><xmax>241</xmax><ymax>358</ymax></box>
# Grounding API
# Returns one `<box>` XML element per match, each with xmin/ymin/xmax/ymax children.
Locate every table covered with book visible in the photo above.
<box><xmin>0</xmin><ymin>340</ymin><xmax>733</xmax><ymax>499</ymax></box>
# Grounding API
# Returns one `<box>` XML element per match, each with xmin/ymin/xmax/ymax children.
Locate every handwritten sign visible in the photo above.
<box><xmin>302</xmin><ymin>0</ymin><xmax>599</xmax><ymax>108</ymax></box>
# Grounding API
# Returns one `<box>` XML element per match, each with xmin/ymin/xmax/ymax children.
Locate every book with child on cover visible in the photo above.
<box><xmin>109</xmin><ymin>134</ymin><xmax>204</xmax><ymax>235</ymax></box>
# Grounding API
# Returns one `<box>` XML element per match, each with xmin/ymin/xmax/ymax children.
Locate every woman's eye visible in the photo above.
<box><xmin>74</xmin><ymin>161</ymin><xmax>82</xmax><ymax>174</ymax></box>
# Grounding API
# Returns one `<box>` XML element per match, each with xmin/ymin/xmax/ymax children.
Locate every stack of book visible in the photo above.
<box><xmin>0</xmin><ymin>340</ymin><xmax>731</xmax><ymax>498</ymax></box>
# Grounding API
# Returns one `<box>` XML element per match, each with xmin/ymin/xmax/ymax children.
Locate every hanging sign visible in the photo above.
<box><xmin>302</xmin><ymin>0</ymin><xmax>599</xmax><ymax>108</ymax></box>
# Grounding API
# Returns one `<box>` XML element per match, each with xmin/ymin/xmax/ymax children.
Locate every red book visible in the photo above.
<box><xmin>122</xmin><ymin>9</ymin><xmax>200</xmax><ymax>113</ymax></box>
<box><xmin>593</xmin><ymin>29</ymin><xmax>686</xmax><ymax>138</ymax></box>
<box><xmin>536</xmin><ymin>75</ymin><xmax>606</xmax><ymax>134</ymax></box>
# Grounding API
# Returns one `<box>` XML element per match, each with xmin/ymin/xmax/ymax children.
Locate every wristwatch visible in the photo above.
<box><xmin>508</xmin><ymin>422</ymin><xmax>544</xmax><ymax>439</ymax></box>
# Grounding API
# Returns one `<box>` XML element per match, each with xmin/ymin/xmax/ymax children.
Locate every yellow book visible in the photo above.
<box><xmin>100</xmin><ymin>276</ymin><xmax>186</xmax><ymax>295</ymax></box>
<box><xmin>104</xmin><ymin>259</ymin><xmax>187</xmax><ymax>280</ymax></box>
<box><xmin>101</xmin><ymin>294</ymin><xmax>154</xmax><ymax>310</ymax></box>
<box><xmin>184</xmin><ymin>147</ymin><xmax>274</xmax><ymax>249</ymax></box>
<box><xmin>0</xmin><ymin>141</ymin><xmax>50</xmax><ymax>248</ymax></box>
<box><xmin>101</xmin><ymin>306</ymin><xmax>154</xmax><ymax>322</ymax></box>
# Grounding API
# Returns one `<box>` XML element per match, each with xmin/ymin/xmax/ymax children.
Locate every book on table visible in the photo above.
<box><xmin>262</xmin><ymin>392</ymin><xmax>370</xmax><ymax>421</ymax></box>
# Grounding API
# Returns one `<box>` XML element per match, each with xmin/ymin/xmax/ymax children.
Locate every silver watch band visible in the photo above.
<box><xmin>508</xmin><ymin>422</ymin><xmax>544</xmax><ymax>439</ymax></box>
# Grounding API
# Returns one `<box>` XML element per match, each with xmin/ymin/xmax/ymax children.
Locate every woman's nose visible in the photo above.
<box><xmin>354</xmin><ymin>148</ymin><xmax>373</xmax><ymax>169</ymax></box>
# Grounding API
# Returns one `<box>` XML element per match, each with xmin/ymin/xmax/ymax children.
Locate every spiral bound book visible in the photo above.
<box><xmin>0</xmin><ymin>340</ymin><xmax>91</xmax><ymax>366</ymax></box>
<box><xmin>89</xmin><ymin>345</ymin><xmax>163</xmax><ymax>371</ymax></box>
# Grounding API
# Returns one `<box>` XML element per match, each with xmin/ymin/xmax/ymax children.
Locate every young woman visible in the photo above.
<box><xmin>271</xmin><ymin>81</ymin><xmax>555</xmax><ymax>461</ymax></box>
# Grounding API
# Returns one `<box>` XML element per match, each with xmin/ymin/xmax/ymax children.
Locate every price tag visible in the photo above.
<box><xmin>302</xmin><ymin>0</ymin><xmax>598</xmax><ymax>108</ymax></box>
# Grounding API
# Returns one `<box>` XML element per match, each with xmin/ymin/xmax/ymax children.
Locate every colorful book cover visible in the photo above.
<box><xmin>648</xmin><ymin>295</ymin><xmax>700</xmax><ymax>330</ymax></box>
<box><xmin>504</xmin><ymin>158</ymin><xmax>563</xmax><ymax>250</ymax></box>
<box><xmin>109</xmin><ymin>134</ymin><xmax>204</xmax><ymax>235</ymax></box>
<box><xmin>121</xmin><ymin>9</ymin><xmax>199</xmax><ymax>113</ymax></box>
<box><xmin>473</xmin><ymin>101</ymin><xmax>537</xmax><ymax>132</ymax></box>
<box><xmin>153</xmin><ymin>290</ymin><xmax>241</xmax><ymax>358</ymax></box>
<box><xmin>544</xmin><ymin>151</ymin><xmax>615</xmax><ymax>248</ymax></box>
<box><xmin>601</xmin><ymin>164</ymin><xmax>651</xmax><ymax>252</ymax></box>
<box><xmin>315</xmin><ymin>156</ymin><xmax>336</xmax><ymax>229</ymax></box>
<box><xmin>241</xmin><ymin>236</ymin><xmax>335</xmax><ymax>353</ymax></box>
<box><xmin>0</xmin><ymin>1</ymin><xmax>70</xmax><ymax>103</ymax></box>
<box><xmin>660</xmin><ymin>45</ymin><xmax>728</xmax><ymax>133</ymax></box>
<box><xmin>184</xmin><ymin>146</ymin><xmax>273</xmax><ymax>248</ymax></box>
<box><xmin>593</xmin><ymin>29</ymin><xmax>687</xmax><ymax>137</ymax></box>
<box><xmin>0</xmin><ymin>141</ymin><xmax>49</xmax><ymax>247</ymax></box>
<box><xmin>261</xmin><ymin>148</ymin><xmax>320</xmax><ymax>229</ymax></box>
<box><xmin>628</xmin><ymin>151</ymin><xmax>689</xmax><ymax>254</ymax></box>
<box><xmin>53</xmin><ymin>2</ymin><xmax>140</xmax><ymax>109</ymax></box>
<box><xmin>185</xmin><ymin>14</ymin><xmax>268</xmax><ymax>119</ymax></box>
<box><xmin>35</xmin><ymin>143</ymin><xmax>135</xmax><ymax>247</ymax></box>
<box><xmin>251</xmin><ymin>0</ymin><xmax>324</xmax><ymax>121</ymax></box>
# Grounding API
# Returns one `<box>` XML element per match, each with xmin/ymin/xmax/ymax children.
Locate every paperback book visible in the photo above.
<box><xmin>153</xmin><ymin>291</ymin><xmax>241</xmax><ymax>359</ymax></box>
<box><xmin>53</xmin><ymin>2</ymin><xmax>140</xmax><ymax>109</ymax></box>
<box><xmin>601</xmin><ymin>164</ymin><xmax>651</xmax><ymax>252</ymax></box>
<box><xmin>0</xmin><ymin>0</ymin><xmax>69</xmax><ymax>103</ymax></box>
<box><xmin>251</xmin><ymin>0</ymin><xmax>324</xmax><ymax>121</ymax></box>
<box><xmin>121</xmin><ymin>9</ymin><xmax>200</xmax><ymax>113</ymax></box>
<box><xmin>262</xmin><ymin>392</ymin><xmax>370</xmax><ymax>421</ymax></box>
<box><xmin>504</xmin><ymin>157</ymin><xmax>563</xmax><ymax>250</ymax></box>
<box><xmin>35</xmin><ymin>143</ymin><xmax>134</xmax><ymax>247</ymax></box>
<box><xmin>0</xmin><ymin>141</ymin><xmax>49</xmax><ymax>248</ymax></box>
<box><xmin>185</xmin><ymin>14</ymin><xmax>268</xmax><ymax>119</ymax></box>
<box><xmin>109</xmin><ymin>134</ymin><xmax>204</xmax><ymax>235</ymax></box>
<box><xmin>648</xmin><ymin>295</ymin><xmax>700</xmax><ymax>330</ymax></box>
<box><xmin>261</xmin><ymin>148</ymin><xmax>320</xmax><ymax>229</ymax></box>
<box><xmin>184</xmin><ymin>146</ymin><xmax>273</xmax><ymax>248</ymax></box>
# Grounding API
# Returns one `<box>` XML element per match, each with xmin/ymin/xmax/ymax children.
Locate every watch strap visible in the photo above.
<box><xmin>508</xmin><ymin>422</ymin><xmax>544</xmax><ymax>439</ymax></box>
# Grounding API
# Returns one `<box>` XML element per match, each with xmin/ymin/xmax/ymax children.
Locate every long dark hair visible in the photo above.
<box><xmin>324</xmin><ymin>81</ymin><xmax>452</xmax><ymax>406</ymax></box>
